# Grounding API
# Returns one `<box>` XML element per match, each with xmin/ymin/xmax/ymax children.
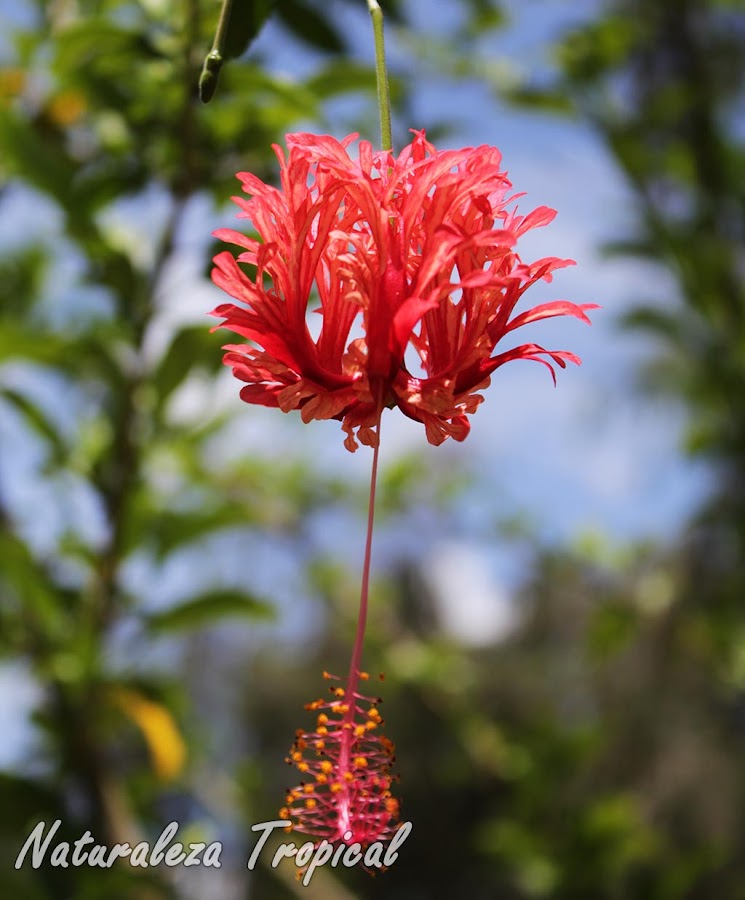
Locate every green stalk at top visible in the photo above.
<box><xmin>367</xmin><ymin>0</ymin><xmax>392</xmax><ymax>151</ymax></box>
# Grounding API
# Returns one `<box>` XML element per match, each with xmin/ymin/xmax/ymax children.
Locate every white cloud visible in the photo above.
<box><xmin>423</xmin><ymin>540</ymin><xmax>519</xmax><ymax>646</ymax></box>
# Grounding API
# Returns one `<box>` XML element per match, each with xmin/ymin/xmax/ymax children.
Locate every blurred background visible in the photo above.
<box><xmin>1</xmin><ymin>0</ymin><xmax>745</xmax><ymax>897</ymax></box>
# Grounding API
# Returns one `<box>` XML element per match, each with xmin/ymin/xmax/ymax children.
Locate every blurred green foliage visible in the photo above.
<box><xmin>2</xmin><ymin>0</ymin><xmax>745</xmax><ymax>899</ymax></box>
<box><xmin>0</xmin><ymin>0</ymin><xmax>398</xmax><ymax>895</ymax></box>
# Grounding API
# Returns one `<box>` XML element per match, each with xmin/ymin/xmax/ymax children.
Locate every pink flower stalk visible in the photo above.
<box><xmin>280</xmin><ymin>671</ymin><xmax>400</xmax><ymax>848</ymax></box>
<box><xmin>210</xmin><ymin>130</ymin><xmax>597</xmax><ymax>452</ymax></box>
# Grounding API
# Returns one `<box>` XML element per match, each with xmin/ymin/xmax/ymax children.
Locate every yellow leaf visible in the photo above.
<box><xmin>113</xmin><ymin>689</ymin><xmax>186</xmax><ymax>782</ymax></box>
<box><xmin>0</xmin><ymin>67</ymin><xmax>25</xmax><ymax>99</ymax></box>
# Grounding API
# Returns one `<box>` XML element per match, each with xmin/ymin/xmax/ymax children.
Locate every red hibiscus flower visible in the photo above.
<box><xmin>210</xmin><ymin>130</ymin><xmax>597</xmax><ymax>451</ymax></box>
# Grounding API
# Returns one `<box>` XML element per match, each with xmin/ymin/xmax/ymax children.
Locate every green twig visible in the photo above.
<box><xmin>199</xmin><ymin>0</ymin><xmax>235</xmax><ymax>103</ymax></box>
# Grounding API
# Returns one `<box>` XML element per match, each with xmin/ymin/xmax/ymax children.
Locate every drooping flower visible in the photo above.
<box><xmin>280</xmin><ymin>671</ymin><xmax>400</xmax><ymax>849</ymax></box>
<box><xmin>210</xmin><ymin>130</ymin><xmax>598</xmax><ymax>451</ymax></box>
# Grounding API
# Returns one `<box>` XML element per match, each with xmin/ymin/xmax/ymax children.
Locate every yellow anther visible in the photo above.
<box><xmin>354</xmin><ymin>725</ymin><xmax>366</xmax><ymax>737</ymax></box>
<box><xmin>305</xmin><ymin>798</ymin><xmax>317</xmax><ymax>809</ymax></box>
<box><xmin>333</xmin><ymin>688</ymin><xmax>345</xmax><ymax>697</ymax></box>
<box><xmin>317</xmin><ymin>714</ymin><xmax>328</xmax><ymax>725</ymax></box>
<box><xmin>353</xmin><ymin>756</ymin><xmax>368</xmax><ymax>769</ymax></box>
<box><xmin>298</xmin><ymin>762</ymin><xmax>309</xmax><ymax>773</ymax></box>
<box><xmin>359</xmin><ymin>671</ymin><xmax>370</xmax><ymax>680</ymax></box>
<box><xmin>320</xmin><ymin>760</ymin><xmax>333</xmax><ymax>773</ymax></box>
<box><xmin>315</xmin><ymin>773</ymin><xmax>327</xmax><ymax>784</ymax></box>
<box><xmin>314</xmin><ymin>740</ymin><xmax>326</xmax><ymax>750</ymax></box>
<box><xmin>330</xmin><ymin>782</ymin><xmax>343</xmax><ymax>793</ymax></box>
<box><xmin>279</xmin><ymin>807</ymin><xmax>290</xmax><ymax>819</ymax></box>
<box><xmin>344</xmin><ymin>771</ymin><xmax>354</xmax><ymax>782</ymax></box>
<box><xmin>303</xmin><ymin>784</ymin><xmax>314</xmax><ymax>794</ymax></box>
<box><xmin>291</xmin><ymin>751</ymin><xmax>303</xmax><ymax>762</ymax></box>
<box><xmin>316</xmin><ymin>726</ymin><xmax>328</xmax><ymax>736</ymax></box>
<box><xmin>366</xmin><ymin>721</ymin><xmax>377</xmax><ymax>730</ymax></box>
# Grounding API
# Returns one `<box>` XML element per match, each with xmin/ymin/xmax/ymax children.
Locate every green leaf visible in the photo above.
<box><xmin>152</xmin><ymin>325</ymin><xmax>224</xmax><ymax>410</ymax></box>
<box><xmin>0</xmin><ymin>530</ymin><xmax>75</xmax><ymax>654</ymax></box>
<box><xmin>128</xmin><ymin>504</ymin><xmax>255</xmax><ymax>559</ymax></box>
<box><xmin>620</xmin><ymin>307</ymin><xmax>682</xmax><ymax>340</ymax></box>
<box><xmin>0</xmin><ymin>388</ymin><xmax>68</xmax><ymax>465</ymax></box>
<box><xmin>53</xmin><ymin>21</ymin><xmax>159</xmax><ymax>77</ymax></box>
<box><xmin>307</xmin><ymin>61</ymin><xmax>376</xmax><ymax>99</ymax></box>
<box><xmin>224</xmin><ymin>0</ymin><xmax>277</xmax><ymax>59</ymax></box>
<box><xmin>464</xmin><ymin>2</ymin><xmax>507</xmax><ymax>37</ymax></box>
<box><xmin>505</xmin><ymin>86</ymin><xmax>574</xmax><ymax>114</ymax></box>
<box><xmin>144</xmin><ymin>590</ymin><xmax>275</xmax><ymax>634</ymax></box>
<box><xmin>0</xmin><ymin>325</ymin><xmax>60</xmax><ymax>364</ymax></box>
<box><xmin>0</xmin><ymin>109</ymin><xmax>79</xmax><ymax>210</ymax></box>
<box><xmin>587</xmin><ymin>602</ymin><xmax>639</xmax><ymax>660</ymax></box>
<box><xmin>0</xmin><ymin>245</ymin><xmax>48</xmax><ymax>317</ymax></box>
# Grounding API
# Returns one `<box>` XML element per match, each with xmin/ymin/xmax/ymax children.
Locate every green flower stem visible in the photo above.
<box><xmin>367</xmin><ymin>0</ymin><xmax>392</xmax><ymax>151</ymax></box>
